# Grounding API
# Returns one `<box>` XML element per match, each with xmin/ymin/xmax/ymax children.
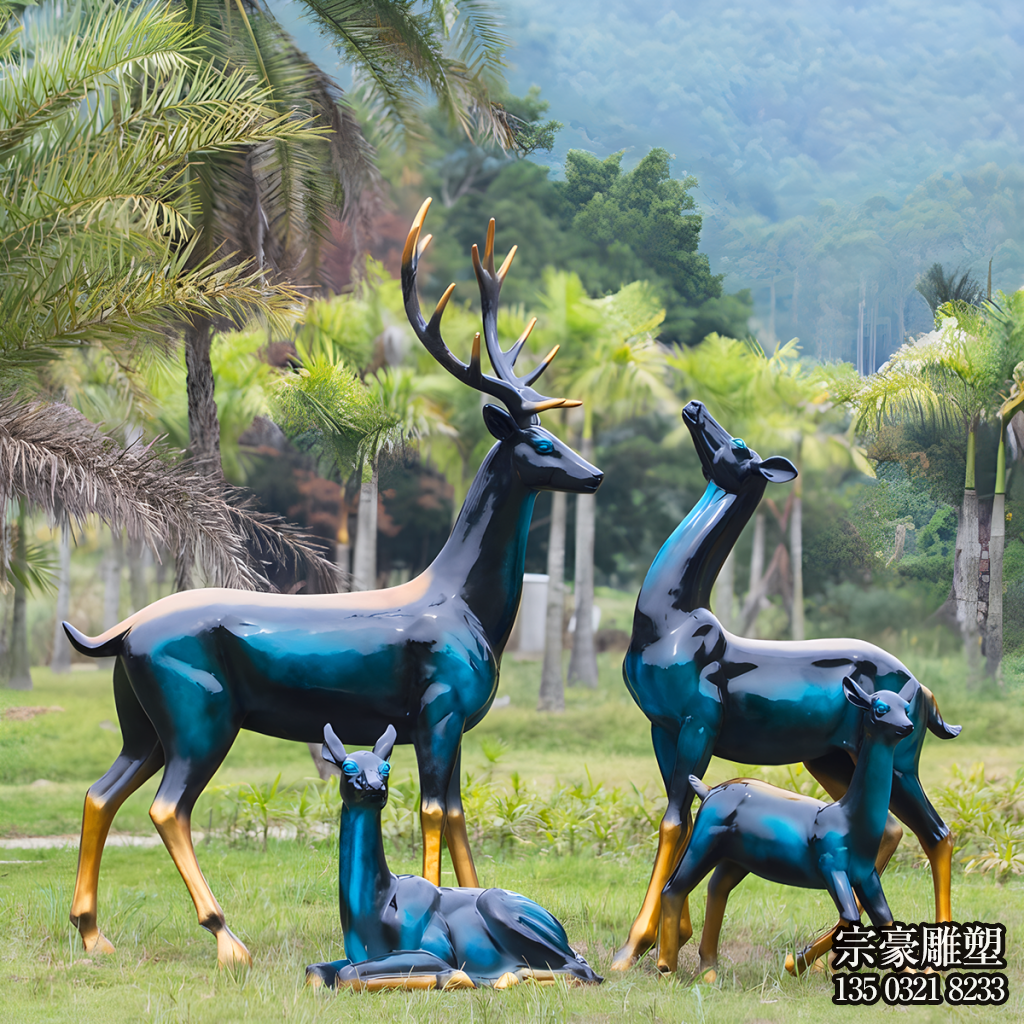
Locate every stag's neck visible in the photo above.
<box><xmin>637</xmin><ymin>482</ymin><xmax>762</xmax><ymax>617</ymax></box>
<box><xmin>429</xmin><ymin>440</ymin><xmax>536</xmax><ymax>650</ymax></box>
<box><xmin>837</xmin><ymin>738</ymin><xmax>898</xmax><ymax>858</ymax></box>
<box><xmin>337</xmin><ymin>805</ymin><xmax>390</xmax><ymax>939</ymax></box>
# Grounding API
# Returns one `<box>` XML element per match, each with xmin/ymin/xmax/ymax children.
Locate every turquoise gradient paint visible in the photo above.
<box><xmin>616</xmin><ymin>400</ymin><xmax>961</xmax><ymax>970</ymax></box>
<box><xmin>306</xmin><ymin>725</ymin><xmax>602</xmax><ymax>990</ymax></box>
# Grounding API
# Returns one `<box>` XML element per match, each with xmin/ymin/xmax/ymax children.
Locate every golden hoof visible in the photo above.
<box><xmin>493</xmin><ymin>971</ymin><xmax>521</xmax><ymax>989</ymax></box>
<box><xmin>442</xmin><ymin>971</ymin><xmax>475</xmax><ymax>990</ymax></box>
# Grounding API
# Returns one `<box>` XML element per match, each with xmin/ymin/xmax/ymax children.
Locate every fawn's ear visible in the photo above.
<box><xmin>322</xmin><ymin>723</ymin><xmax>347</xmax><ymax>766</ymax></box>
<box><xmin>758</xmin><ymin>456</ymin><xmax>798</xmax><ymax>483</ymax></box>
<box><xmin>483</xmin><ymin>404</ymin><xmax>518</xmax><ymax>441</ymax></box>
<box><xmin>373</xmin><ymin>723</ymin><xmax>397</xmax><ymax>760</ymax></box>
<box><xmin>897</xmin><ymin>678</ymin><xmax>920</xmax><ymax>702</ymax></box>
<box><xmin>842</xmin><ymin>675</ymin><xmax>872</xmax><ymax>711</ymax></box>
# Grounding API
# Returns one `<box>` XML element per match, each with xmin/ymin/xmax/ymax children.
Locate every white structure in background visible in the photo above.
<box><xmin>509</xmin><ymin>573</ymin><xmax>550</xmax><ymax>653</ymax></box>
<box><xmin>568</xmin><ymin>605</ymin><xmax>602</xmax><ymax>635</ymax></box>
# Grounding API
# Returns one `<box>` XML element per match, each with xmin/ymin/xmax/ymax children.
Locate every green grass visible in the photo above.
<box><xmin>2</xmin><ymin>650</ymin><xmax>1023</xmax><ymax>1021</ymax></box>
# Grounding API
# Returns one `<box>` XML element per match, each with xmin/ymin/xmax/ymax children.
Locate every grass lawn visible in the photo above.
<box><xmin>2</xmin><ymin>651</ymin><xmax>1022</xmax><ymax>1022</ymax></box>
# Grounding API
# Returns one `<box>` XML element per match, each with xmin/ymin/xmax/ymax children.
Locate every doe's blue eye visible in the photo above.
<box><xmin>873</xmin><ymin>700</ymin><xmax>890</xmax><ymax>715</ymax></box>
<box><xmin>342</xmin><ymin>759</ymin><xmax>359</xmax><ymax>775</ymax></box>
<box><xmin>379</xmin><ymin>762</ymin><xmax>391</xmax><ymax>777</ymax></box>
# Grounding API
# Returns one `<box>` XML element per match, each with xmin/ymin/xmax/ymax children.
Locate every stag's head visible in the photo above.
<box><xmin>322</xmin><ymin>723</ymin><xmax>396</xmax><ymax>810</ymax></box>
<box><xmin>402</xmin><ymin>199</ymin><xmax>602</xmax><ymax>496</ymax></box>
<box><xmin>681</xmin><ymin>400</ymin><xmax>797</xmax><ymax>498</ymax></box>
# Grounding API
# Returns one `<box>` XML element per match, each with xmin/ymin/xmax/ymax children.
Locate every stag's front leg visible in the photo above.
<box><xmin>443</xmin><ymin>745</ymin><xmax>479</xmax><ymax>887</ymax></box>
<box><xmin>414</xmin><ymin>702</ymin><xmax>466</xmax><ymax>886</ymax></box>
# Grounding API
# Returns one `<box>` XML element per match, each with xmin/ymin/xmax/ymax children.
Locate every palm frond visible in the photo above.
<box><xmin>0</xmin><ymin>396</ymin><xmax>339</xmax><ymax>590</ymax></box>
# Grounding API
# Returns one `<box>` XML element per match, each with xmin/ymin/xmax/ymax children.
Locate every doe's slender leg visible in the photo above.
<box><xmin>696</xmin><ymin>860</ymin><xmax>749</xmax><ymax>982</ymax></box>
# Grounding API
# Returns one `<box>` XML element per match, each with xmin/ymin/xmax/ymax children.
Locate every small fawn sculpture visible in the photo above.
<box><xmin>61</xmin><ymin>199</ymin><xmax>602</xmax><ymax>966</ymax></box>
<box><xmin>305</xmin><ymin>724</ymin><xmax>602</xmax><ymax>991</ymax></box>
<box><xmin>657</xmin><ymin>677</ymin><xmax>915</xmax><ymax>979</ymax></box>
<box><xmin>613</xmin><ymin>401</ymin><xmax>960</xmax><ymax>973</ymax></box>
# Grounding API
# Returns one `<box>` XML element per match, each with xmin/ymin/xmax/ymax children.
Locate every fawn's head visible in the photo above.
<box><xmin>842</xmin><ymin>677</ymin><xmax>916</xmax><ymax>744</ymax></box>
<box><xmin>403</xmin><ymin>199</ymin><xmax>603</xmax><ymax>497</ymax></box>
<box><xmin>682</xmin><ymin>400</ymin><xmax>797</xmax><ymax>497</ymax></box>
<box><xmin>321</xmin><ymin>724</ymin><xmax>396</xmax><ymax>810</ymax></box>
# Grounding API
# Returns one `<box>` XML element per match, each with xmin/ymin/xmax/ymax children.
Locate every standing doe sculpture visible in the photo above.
<box><xmin>612</xmin><ymin>400</ymin><xmax>960</xmax><ymax>973</ymax></box>
<box><xmin>305</xmin><ymin>723</ymin><xmax>602</xmax><ymax>991</ymax></box>
<box><xmin>61</xmin><ymin>199</ymin><xmax>602</xmax><ymax>966</ymax></box>
<box><xmin>657</xmin><ymin>677</ymin><xmax>915</xmax><ymax>979</ymax></box>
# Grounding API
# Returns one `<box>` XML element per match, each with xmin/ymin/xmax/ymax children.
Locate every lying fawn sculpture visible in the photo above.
<box><xmin>612</xmin><ymin>400</ymin><xmax>960</xmax><ymax>973</ymax></box>
<box><xmin>62</xmin><ymin>199</ymin><xmax>602</xmax><ymax>966</ymax></box>
<box><xmin>657</xmin><ymin>677</ymin><xmax>915</xmax><ymax>978</ymax></box>
<box><xmin>305</xmin><ymin>723</ymin><xmax>602</xmax><ymax>991</ymax></box>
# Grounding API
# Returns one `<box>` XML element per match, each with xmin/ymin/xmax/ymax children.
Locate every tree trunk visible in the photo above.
<box><xmin>956</xmin><ymin>488</ymin><xmax>982</xmax><ymax>680</ymax></box>
<box><xmin>740</xmin><ymin>511</ymin><xmax>766</xmax><ymax>636</ymax></box>
<box><xmin>335</xmin><ymin>541</ymin><xmax>350</xmax><ymax>593</ymax></box>
<box><xmin>857</xmin><ymin>277</ymin><xmax>866</xmax><ymax>376</ymax></box>
<box><xmin>128</xmin><ymin>538</ymin><xmax>150</xmax><ymax>613</ymax></box>
<box><xmin>790</xmin><ymin>489</ymin><xmax>804</xmax><ymax>641</ymax></box>
<box><xmin>184</xmin><ymin>316</ymin><xmax>222</xmax><ymax>477</ymax></box>
<box><xmin>102</xmin><ymin>529</ymin><xmax>123</xmax><ymax>630</ymax></box>
<box><xmin>49</xmin><ymin>525</ymin><xmax>72</xmax><ymax>673</ymax></box>
<box><xmin>768</xmin><ymin>275</ymin><xmax>776</xmax><ymax>346</ymax></box>
<box><xmin>713</xmin><ymin>549</ymin><xmax>736</xmax><ymax>631</ymax></box>
<box><xmin>538</xmin><ymin>491</ymin><xmax>568</xmax><ymax>711</ymax></box>
<box><xmin>8</xmin><ymin>504</ymin><xmax>32</xmax><ymax>689</ymax></box>
<box><xmin>986</xmin><ymin>492</ymin><xmax>1004</xmax><ymax>681</ymax></box>
<box><xmin>568</xmin><ymin>436</ymin><xmax>598</xmax><ymax>688</ymax></box>
<box><xmin>352</xmin><ymin>462</ymin><xmax>378</xmax><ymax>591</ymax></box>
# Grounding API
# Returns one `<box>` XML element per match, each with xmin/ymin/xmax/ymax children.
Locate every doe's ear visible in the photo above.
<box><xmin>842</xmin><ymin>675</ymin><xmax>872</xmax><ymax>710</ymax></box>
<box><xmin>758</xmin><ymin>456</ymin><xmax>798</xmax><ymax>483</ymax></box>
<box><xmin>898</xmin><ymin>678</ymin><xmax>920</xmax><ymax>702</ymax></box>
<box><xmin>483</xmin><ymin>404</ymin><xmax>519</xmax><ymax>441</ymax></box>
<box><xmin>373</xmin><ymin>723</ymin><xmax>398</xmax><ymax>760</ymax></box>
<box><xmin>322</xmin><ymin>723</ymin><xmax>347</xmax><ymax>766</ymax></box>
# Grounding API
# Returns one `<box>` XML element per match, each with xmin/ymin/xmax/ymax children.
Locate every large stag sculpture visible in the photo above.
<box><xmin>62</xmin><ymin>199</ymin><xmax>602</xmax><ymax>967</ymax></box>
<box><xmin>611</xmin><ymin>401</ymin><xmax>960</xmax><ymax>974</ymax></box>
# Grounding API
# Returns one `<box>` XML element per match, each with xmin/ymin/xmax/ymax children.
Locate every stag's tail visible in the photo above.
<box><xmin>922</xmin><ymin>685</ymin><xmax>961</xmax><ymax>740</ymax></box>
<box><xmin>688</xmin><ymin>775</ymin><xmax>712</xmax><ymax>802</ymax></box>
<box><xmin>62</xmin><ymin>621</ymin><xmax>130</xmax><ymax>659</ymax></box>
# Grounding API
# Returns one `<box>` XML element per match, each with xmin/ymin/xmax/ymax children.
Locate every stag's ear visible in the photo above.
<box><xmin>898</xmin><ymin>678</ymin><xmax>920</xmax><ymax>702</ymax></box>
<box><xmin>373</xmin><ymin>724</ymin><xmax>397</xmax><ymax>760</ymax></box>
<box><xmin>758</xmin><ymin>456</ymin><xmax>798</xmax><ymax>483</ymax></box>
<box><xmin>483</xmin><ymin>404</ymin><xmax>518</xmax><ymax>441</ymax></box>
<box><xmin>842</xmin><ymin>675</ymin><xmax>872</xmax><ymax>710</ymax></box>
<box><xmin>322</xmin><ymin>723</ymin><xmax>347</xmax><ymax>766</ymax></box>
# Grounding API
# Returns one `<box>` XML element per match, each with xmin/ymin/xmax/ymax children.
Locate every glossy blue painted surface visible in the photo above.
<box><xmin>614</xmin><ymin>400</ymin><xmax>960</xmax><ymax>968</ymax></box>
<box><xmin>306</xmin><ymin>726</ymin><xmax>602</xmax><ymax>989</ymax></box>
<box><xmin>658</xmin><ymin>679</ymin><xmax>917</xmax><ymax>972</ymax></box>
<box><xmin>60</xmin><ymin>202</ymin><xmax>603</xmax><ymax>963</ymax></box>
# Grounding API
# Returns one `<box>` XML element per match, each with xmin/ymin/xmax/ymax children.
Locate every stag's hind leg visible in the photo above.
<box><xmin>443</xmin><ymin>745</ymin><xmax>478</xmax><ymax>887</ymax></box>
<box><xmin>71</xmin><ymin>660</ymin><xmax>164</xmax><ymax>954</ymax></box>
<box><xmin>785</xmin><ymin>751</ymin><xmax>904</xmax><ymax>975</ymax></box>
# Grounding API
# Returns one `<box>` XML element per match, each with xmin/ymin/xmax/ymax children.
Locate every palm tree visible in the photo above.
<box><xmin>1</xmin><ymin>0</ymin><xmax>339</xmax><ymax>686</ymax></box>
<box><xmin>175</xmin><ymin>0</ymin><xmax>509</xmax><ymax>476</ymax></box>
<box><xmin>537</xmin><ymin>271</ymin><xmax>669</xmax><ymax>694</ymax></box>
<box><xmin>838</xmin><ymin>297</ymin><xmax>1024</xmax><ymax>678</ymax></box>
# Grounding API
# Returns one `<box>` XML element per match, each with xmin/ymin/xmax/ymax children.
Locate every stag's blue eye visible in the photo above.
<box><xmin>342</xmin><ymin>759</ymin><xmax>359</xmax><ymax>775</ymax></box>
<box><xmin>873</xmin><ymin>700</ymin><xmax>890</xmax><ymax>715</ymax></box>
<box><xmin>379</xmin><ymin>762</ymin><xmax>391</xmax><ymax>777</ymax></box>
<box><xmin>533</xmin><ymin>438</ymin><xmax>554</xmax><ymax>454</ymax></box>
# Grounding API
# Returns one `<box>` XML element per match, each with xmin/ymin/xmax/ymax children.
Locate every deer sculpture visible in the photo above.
<box><xmin>612</xmin><ymin>400</ymin><xmax>960</xmax><ymax>974</ymax></box>
<box><xmin>61</xmin><ymin>198</ymin><xmax>602</xmax><ymax>967</ymax></box>
<box><xmin>305</xmin><ymin>723</ymin><xmax>602</xmax><ymax>991</ymax></box>
<box><xmin>657</xmin><ymin>677</ymin><xmax>916</xmax><ymax>979</ymax></box>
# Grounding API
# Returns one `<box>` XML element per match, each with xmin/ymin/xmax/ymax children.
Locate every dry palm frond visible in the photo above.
<box><xmin>0</xmin><ymin>397</ymin><xmax>339</xmax><ymax>592</ymax></box>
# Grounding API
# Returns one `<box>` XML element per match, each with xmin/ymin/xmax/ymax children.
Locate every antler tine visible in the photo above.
<box><xmin>404</xmin><ymin>200</ymin><xmax>523</xmax><ymax>412</ymax></box>
<box><xmin>484</xmin><ymin>218</ymin><xmax>496</xmax><ymax>273</ymax></box>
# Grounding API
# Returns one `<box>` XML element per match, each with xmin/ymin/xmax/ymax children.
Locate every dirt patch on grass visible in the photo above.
<box><xmin>2</xmin><ymin>705</ymin><xmax>64</xmax><ymax>722</ymax></box>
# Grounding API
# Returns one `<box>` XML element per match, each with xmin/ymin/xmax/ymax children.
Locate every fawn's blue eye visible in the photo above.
<box><xmin>379</xmin><ymin>762</ymin><xmax>391</xmax><ymax>777</ymax></box>
<box><xmin>342</xmin><ymin>759</ymin><xmax>359</xmax><ymax>775</ymax></box>
<box><xmin>732</xmin><ymin>438</ymin><xmax>747</xmax><ymax>449</ymax></box>
<box><xmin>533</xmin><ymin>438</ymin><xmax>554</xmax><ymax>454</ymax></box>
<box><xmin>873</xmin><ymin>700</ymin><xmax>890</xmax><ymax>715</ymax></box>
